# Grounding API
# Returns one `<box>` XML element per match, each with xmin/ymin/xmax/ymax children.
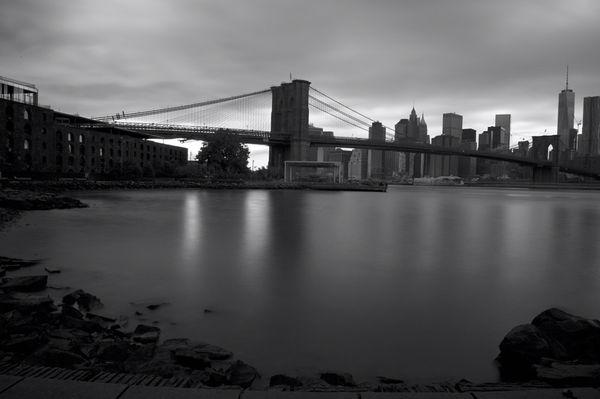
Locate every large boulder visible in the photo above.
<box><xmin>188</xmin><ymin>343</ymin><xmax>233</xmax><ymax>360</ymax></box>
<box><xmin>497</xmin><ymin>308</ymin><xmax>600</xmax><ymax>382</ymax></box>
<box><xmin>532</xmin><ymin>308</ymin><xmax>600</xmax><ymax>362</ymax></box>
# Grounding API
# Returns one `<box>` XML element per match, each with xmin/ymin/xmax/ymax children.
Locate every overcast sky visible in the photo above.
<box><xmin>3</xmin><ymin>0</ymin><xmax>600</xmax><ymax>166</ymax></box>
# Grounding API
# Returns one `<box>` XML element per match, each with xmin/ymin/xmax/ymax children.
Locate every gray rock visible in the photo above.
<box><xmin>269</xmin><ymin>374</ymin><xmax>303</xmax><ymax>387</ymax></box>
<box><xmin>536</xmin><ymin>361</ymin><xmax>600</xmax><ymax>386</ymax></box>
<box><xmin>0</xmin><ymin>275</ymin><xmax>47</xmax><ymax>292</ymax></box>
<box><xmin>532</xmin><ymin>308</ymin><xmax>600</xmax><ymax>362</ymax></box>
<box><xmin>62</xmin><ymin>305</ymin><xmax>84</xmax><ymax>319</ymax></box>
<box><xmin>190</xmin><ymin>343</ymin><xmax>233</xmax><ymax>360</ymax></box>
<box><xmin>132</xmin><ymin>324</ymin><xmax>160</xmax><ymax>344</ymax></box>
<box><xmin>173</xmin><ymin>348</ymin><xmax>211</xmax><ymax>370</ymax></box>
<box><xmin>62</xmin><ymin>289</ymin><xmax>103</xmax><ymax>311</ymax></box>
<box><xmin>226</xmin><ymin>360</ymin><xmax>259</xmax><ymax>388</ymax></box>
<box><xmin>320</xmin><ymin>372</ymin><xmax>356</xmax><ymax>387</ymax></box>
<box><xmin>0</xmin><ymin>294</ymin><xmax>55</xmax><ymax>313</ymax></box>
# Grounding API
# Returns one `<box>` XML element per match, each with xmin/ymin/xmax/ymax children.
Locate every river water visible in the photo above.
<box><xmin>1</xmin><ymin>186</ymin><xmax>600</xmax><ymax>383</ymax></box>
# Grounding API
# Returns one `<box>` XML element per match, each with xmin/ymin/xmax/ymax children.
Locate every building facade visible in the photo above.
<box><xmin>442</xmin><ymin>113</ymin><xmax>463</xmax><ymax>141</ymax></box>
<box><xmin>495</xmin><ymin>114</ymin><xmax>511</xmax><ymax>149</ymax></box>
<box><xmin>580</xmin><ymin>96</ymin><xmax>600</xmax><ymax>155</ymax></box>
<box><xmin>0</xmin><ymin>78</ymin><xmax>187</xmax><ymax>178</ymax></box>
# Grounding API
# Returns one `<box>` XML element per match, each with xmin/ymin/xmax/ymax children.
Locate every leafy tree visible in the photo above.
<box><xmin>196</xmin><ymin>132</ymin><xmax>250</xmax><ymax>177</ymax></box>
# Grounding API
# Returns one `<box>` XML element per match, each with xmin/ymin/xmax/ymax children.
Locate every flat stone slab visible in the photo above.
<box><xmin>243</xmin><ymin>392</ymin><xmax>358</xmax><ymax>399</ymax></box>
<box><xmin>0</xmin><ymin>376</ymin><xmax>23</xmax><ymax>394</ymax></box>
<box><xmin>0</xmin><ymin>377</ymin><xmax>127</xmax><ymax>399</ymax></box>
<box><xmin>473</xmin><ymin>388</ymin><xmax>600</xmax><ymax>398</ymax></box>
<box><xmin>362</xmin><ymin>393</ymin><xmax>472</xmax><ymax>399</ymax></box>
<box><xmin>121</xmin><ymin>386</ymin><xmax>240</xmax><ymax>399</ymax></box>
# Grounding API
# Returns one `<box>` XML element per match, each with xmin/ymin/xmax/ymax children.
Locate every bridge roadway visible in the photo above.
<box><xmin>102</xmin><ymin>122</ymin><xmax>600</xmax><ymax>179</ymax></box>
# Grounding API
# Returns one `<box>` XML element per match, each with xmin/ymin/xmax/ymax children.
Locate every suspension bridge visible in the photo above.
<box><xmin>89</xmin><ymin>80</ymin><xmax>599</xmax><ymax>182</ymax></box>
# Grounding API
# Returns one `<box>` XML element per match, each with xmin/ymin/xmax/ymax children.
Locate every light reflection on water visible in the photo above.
<box><xmin>1</xmin><ymin>186</ymin><xmax>600</xmax><ymax>382</ymax></box>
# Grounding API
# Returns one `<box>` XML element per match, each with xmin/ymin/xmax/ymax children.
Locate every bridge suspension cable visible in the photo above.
<box><xmin>93</xmin><ymin>88</ymin><xmax>271</xmax><ymax>123</ymax></box>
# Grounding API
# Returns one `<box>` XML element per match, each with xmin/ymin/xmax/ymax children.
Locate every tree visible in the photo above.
<box><xmin>196</xmin><ymin>132</ymin><xmax>250</xmax><ymax>177</ymax></box>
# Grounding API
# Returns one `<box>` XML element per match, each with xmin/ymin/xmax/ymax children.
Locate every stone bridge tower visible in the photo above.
<box><xmin>268</xmin><ymin>79</ymin><xmax>311</xmax><ymax>173</ymax></box>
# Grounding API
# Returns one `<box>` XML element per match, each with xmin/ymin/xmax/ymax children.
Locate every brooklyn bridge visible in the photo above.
<box><xmin>82</xmin><ymin>79</ymin><xmax>599</xmax><ymax>183</ymax></box>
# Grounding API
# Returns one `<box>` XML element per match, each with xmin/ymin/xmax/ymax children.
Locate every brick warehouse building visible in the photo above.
<box><xmin>0</xmin><ymin>76</ymin><xmax>187</xmax><ymax>178</ymax></box>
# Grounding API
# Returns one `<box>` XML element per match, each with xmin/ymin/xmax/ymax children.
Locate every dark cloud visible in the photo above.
<box><xmin>2</xmin><ymin>0</ymin><xmax>599</xmax><ymax>165</ymax></box>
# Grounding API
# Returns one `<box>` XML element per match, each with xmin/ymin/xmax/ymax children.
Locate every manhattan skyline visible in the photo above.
<box><xmin>2</xmin><ymin>0</ymin><xmax>600</xmax><ymax>166</ymax></box>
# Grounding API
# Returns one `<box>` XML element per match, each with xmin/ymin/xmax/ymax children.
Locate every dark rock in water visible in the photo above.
<box><xmin>269</xmin><ymin>374</ymin><xmax>303</xmax><ymax>387</ymax></box>
<box><xmin>146</xmin><ymin>302</ymin><xmax>168</xmax><ymax>311</ymax></box>
<box><xmin>0</xmin><ymin>275</ymin><xmax>47</xmax><ymax>292</ymax></box>
<box><xmin>134</xmin><ymin>311</ymin><xmax>143</xmax><ymax>316</ymax></box>
<box><xmin>377</xmin><ymin>376</ymin><xmax>405</xmax><ymax>384</ymax></box>
<box><xmin>0</xmin><ymin>294</ymin><xmax>55</xmax><ymax>313</ymax></box>
<box><xmin>535</xmin><ymin>361</ymin><xmax>600</xmax><ymax>385</ymax></box>
<box><xmin>200</xmin><ymin>368</ymin><xmax>228</xmax><ymax>387</ymax></box>
<box><xmin>0</xmin><ymin>256</ymin><xmax>40</xmax><ymax>271</ymax></box>
<box><xmin>60</xmin><ymin>315</ymin><xmax>103</xmax><ymax>333</ymax></box>
<box><xmin>226</xmin><ymin>360</ymin><xmax>259</xmax><ymax>388</ymax></box>
<box><xmin>497</xmin><ymin>308</ymin><xmax>600</xmax><ymax>382</ymax></box>
<box><xmin>132</xmin><ymin>324</ymin><xmax>160</xmax><ymax>344</ymax></box>
<box><xmin>320</xmin><ymin>372</ymin><xmax>356</xmax><ymax>387</ymax></box>
<box><xmin>2</xmin><ymin>333</ymin><xmax>47</xmax><ymax>354</ymax></box>
<box><xmin>86</xmin><ymin>313</ymin><xmax>116</xmax><ymax>326</ymax></box>
<box><xmin>173</xmin><ymin>348</ymin><xmax>211</xmax><ymax>370</ymax></box>
<box><xmin>160</xmin><ymin>338</ymin><xmax>190</xmax><ymax>352</ymax></box>
<box><xmin>62</xmin><ymin>305</ymin><xmax>84</xmax><ymax>320</ymax></box>
<box><xmin>39</xmin><ymin>348</ymin><xmax>87</xmax><ymax>367</ymax></box>
<box><xmin>44</xmin><ymin>267</ymin><xmax>61</xmax><ymax>274</ymax></box>
<box><xmin>62</xmin><ymin>289</ymin><xmax>103</xmax><ymax>311</ymax></box>
<box><xmin>532</xmin><ymin>308</ymin><xmax>600</xmax><ymax>362</ymax></box>
<box><xmin>190</xmin><ymin>343</ymin><xmax>233</xmax><ymax>360</ymax></box>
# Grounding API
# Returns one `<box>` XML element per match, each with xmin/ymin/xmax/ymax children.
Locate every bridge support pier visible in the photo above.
<box><xmin>532</xmin><ymin>166</ymin><xmax>559</xmax><ymax>183</ymax></box>
<box><xmin>269</xmin><ymin>79</ymin><xmax>311</xmax><ymax>177</ymax></box>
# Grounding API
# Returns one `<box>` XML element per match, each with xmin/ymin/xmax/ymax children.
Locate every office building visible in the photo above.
<box><xmin>442</xmin><ymin>113</ymin><xmax>463</xmax><ymax>141</ymax></box>
<box><xmin>495</xmin><ymin>114</ymin><xmax>511</xmax><ymax>149</ymax></box>
<box><xmin>581</xmin><ymin>96</ymin><xmax>600</xmax><ymax>155</ymax></box>
<box><xmin>557</xmin><ymin>69</ymin><xmax>575</xmax><ymax>150</ymax></box>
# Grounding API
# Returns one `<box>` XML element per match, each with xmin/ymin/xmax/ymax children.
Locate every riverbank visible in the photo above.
<box><xmin>0</xmin><ymin>179</ymin><xmax>387</xmax><ymax>193</ymax></box>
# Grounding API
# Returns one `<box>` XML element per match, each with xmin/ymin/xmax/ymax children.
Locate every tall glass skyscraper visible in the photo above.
<box><xmin>557</xmin><ymin>68</ymin><xmax>575</xmax><ymax>150</ymax></box>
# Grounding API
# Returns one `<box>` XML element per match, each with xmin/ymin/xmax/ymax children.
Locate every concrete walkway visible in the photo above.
<box><xmin>0</xmin><ymin>376</ymin><xmax>598</xmax><ymax>399</ymax></box>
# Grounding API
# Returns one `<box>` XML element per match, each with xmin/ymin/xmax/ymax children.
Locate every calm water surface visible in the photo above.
<box><xmin>1</xmin><ymin>186</ymin><xmax>600</xmax><ymax>382</ymax></box>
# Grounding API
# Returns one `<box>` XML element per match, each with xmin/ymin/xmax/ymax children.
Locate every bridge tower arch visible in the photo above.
<box><xmin>268</xmin><ymin>79</ymin><xmax>311</xmax><ymax>173</ymax></box>
<box><xmin>530</xmin><ymin>135</ymin><xmax>560</xmax><ymax>183</ymax></box>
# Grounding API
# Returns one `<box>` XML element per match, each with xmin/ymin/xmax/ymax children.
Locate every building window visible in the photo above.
<box><xmin>99</xmin><ymin>148</ymin><xmax>104</xmax><ymax>157</ymax></box>
<box><xmin>41</xmin><ymin>127</ymin><xmax>47</xmax><ymax>135</ymax></box>
<box><xmin>23</xmin><ymin>109</ymin><xmax>30</xmax><ymax>120</ymax></box>
<box><xmin>67</xmin><ymin>132</ymin><xmax>73</xmax><ymax>142</ymax></box>
<box><xmin>78</xmin><ymin>134</ymin><xmax>84</xmax><ymax>143</ymax></box>
<box><xmin>68</xmin><ymin>144</ymin><xmax>74</xmax><ymax>154</ymax></box>
<box><xmin>24</xmin><ymin>139</ymin><xmax>30</xmax><ymax>150</ymax></box>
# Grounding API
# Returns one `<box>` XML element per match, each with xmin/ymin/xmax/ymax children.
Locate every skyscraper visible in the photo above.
<box><xmin>367</xmin><ymin>121</ymin><xmax>386</xmax><ymax>178</ymax></box>
<box><xmin>495</xmin><ymin>114</ymin><xmax>511</xmax><ymax>149</ymax></box>
<box><xmin>442</xmin><ymin>113</ymin><xmax>463</xmax><ymax>141</ymax></box>
<box><xmin>581</xmin><ymin>96</ymin><xmax>600</xmax><ymax>155</ymax></box>
<box><xmin>557</xmin><ymin>68</ymin><xmax>575</xmax><ymax>150</ymax></box>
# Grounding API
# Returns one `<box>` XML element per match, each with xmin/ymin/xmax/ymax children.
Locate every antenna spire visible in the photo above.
<box><xmin>566</xmin><ymin>65</ymin><xmax>569</xmax><ymax>90</ymax></box>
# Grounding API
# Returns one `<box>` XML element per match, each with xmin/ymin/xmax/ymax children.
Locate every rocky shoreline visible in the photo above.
<box><xmin>0</xmin><ymin>255</ymin><xmax>475</xmax><ymax>393</ymax></box>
